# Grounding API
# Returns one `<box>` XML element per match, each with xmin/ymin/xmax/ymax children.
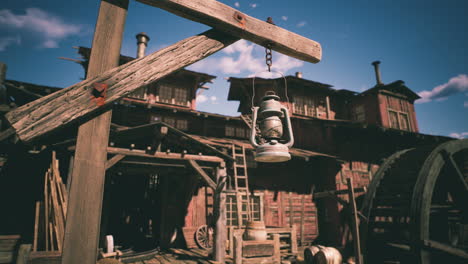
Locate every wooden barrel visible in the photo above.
<box><xmin>243</xmin><ymin>221</ymin><xmax>267</xmax><ymax>241</ymax></box>
<box><xmin>0</xmin><ymin>235</ymin><xmax>20</xmax><ymax>264</ymax></box>
<box><xmin>314</xmin><ymin>247</ymin><xmax>342</xmax><ymax>264</ymax></box>
<box><xmin>303</xmin><ymin>245</ymin><xmax>324</xmax><ymax>264</ymax></box>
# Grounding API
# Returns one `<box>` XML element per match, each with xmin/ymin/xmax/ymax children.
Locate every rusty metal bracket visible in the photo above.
<box><xmin>90</xmin><ymin>82</ymin><xmax>108</xmax><ymax>106</ymax></box>
<box><xmin>233</xmin><ymin>11</ymin><xmax>246</xmax><ymax>27</ymax></box>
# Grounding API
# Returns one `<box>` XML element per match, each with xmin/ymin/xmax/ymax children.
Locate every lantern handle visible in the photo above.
<box><xmin>281</xmin><ymin>106</ymin><xmax>294</xmax><ymax>148</ymax></box>
<box><xmin>251</xmin><ymin>70</ymin><xmax>289</xmax><ymax>109</ymax></box>
<box><xmin>249</xmin><ymin>106</ymin><xmax>260</xmax><ymax>148</ymax></box>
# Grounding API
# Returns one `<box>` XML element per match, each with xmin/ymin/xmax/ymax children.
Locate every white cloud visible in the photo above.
<box><xmin>196</xmin><ymin>94</ymin><xmax>218</xmax><ymax>104</ymax></box>
<box><xmin>281</xmin><ymin>16</ymin><xmax>288</xmax><ymax>21</ymax></box>
<box><xmin>0</xmin><ymin>36</ymin><xmax>20</xmax><ymax>51</ymax></box>
<box><xmin>297</xmin><ymin>21</ymin><xmax>307</xmax><ymax>27</ymax></box>
<box><xmin>464</xmin><ymin>101</ymin><xmax>468</xmax><ymax>108</ymax></box>
<box><xmin>234</xmin><ymin>2</ymin><xmax>240</xmax><ymax>7</ymax></box>
<box><xmin>417</xmin><ymin>74</ymin><xmax>468</xmax><ymax>104</ymax></box>
<box><xmin>449</xmin><ymin>132</ymin><xmax>468</xmax><ymax>139</ymax></box>
<box><xmin>249</xmin><ymin>3</ymin><xmax>257</xmax><ymax>8</ymax></box>
<box><xmin>0</xmin><ymin>8</ymin><xmax>83</xmax><ymax>48</ymax></box>
<box><xmin>196</xmin><ymin>94</ymin><xmax>208</xmax><ymax>103</ymax></box>
<box><xmin>189</xmin><ymin>40</ymin><xmax>303</xmax><ymax>77</ymax></box>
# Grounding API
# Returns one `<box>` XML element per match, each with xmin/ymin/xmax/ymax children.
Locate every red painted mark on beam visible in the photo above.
<box><xmin>90</xmin><ymin>82</ymin><xmax>108</xmax><ymax>106</ymax></box>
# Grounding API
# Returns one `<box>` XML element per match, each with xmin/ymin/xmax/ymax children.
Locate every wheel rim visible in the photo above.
<box><xmin>195</xmin><ymin>225</ymin><xmax>213</xmax><ymax>249</ymax></box>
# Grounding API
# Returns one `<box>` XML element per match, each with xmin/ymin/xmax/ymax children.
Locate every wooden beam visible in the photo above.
<box><xmin>313</xmin><ymin>187</ymin><xmax>366</xmax><ymax>199</ymax></box>
<box><xmin>137</xmin><ymin>0</ymin><xmax>321</xmax><ymax>63</ymax></box>
<box><xmin>213</xmin><ymin>164</ymin><xmax>227</xmax><ymax>262</ymax></box>
<box><xmin>105</xmin><ymin>154</ymin><xmax>125</xmax><ymax>170</ymax></box>
<box><xmin>187</xmin><ymin>160</ymin><xmax>216</xmax><ymax>189</ymax></box>
<box><xmin>347</xmin><ymin>178</ymin><xmax>363</xmax><ymax>264</ymax></box>
<box><xmin>5</xmin><ymin>29</ymin><xmax>239</xmax><ymax>144</ymax></box>
<box><xmin>107</xmin><ymin>146</ymin><xmax>224</xmax><ymax>163</ymax></box>
<box><xmin>61</xmin><ymin>1</ymin><xmax>128</xmax><ymax>264</ymax></box>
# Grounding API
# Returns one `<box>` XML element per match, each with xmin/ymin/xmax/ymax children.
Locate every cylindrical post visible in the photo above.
<box><xmin>371</xmin><ymin>61</ymin><xmax>383</xmax><ymax>86</ymax></box>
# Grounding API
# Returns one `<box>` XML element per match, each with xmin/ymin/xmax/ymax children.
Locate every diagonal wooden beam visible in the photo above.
<box><xmin>4</xmin><ymin>29</ymin><xmax>239</xmax><ymax>144</ymax></box>
<box><xmin>187</xmin><ymin>159</ymin><xmax>216</xmax><ymax>189</ymax></box>
<box><xmin>137</xmin><ymin>0</ymin><xmax>321</xmax><ymax>63</ymax></box>
<box><xmin>105</xmin><ymin>154</ymin><xmax>125</xmax><ymax>170</ymax></box>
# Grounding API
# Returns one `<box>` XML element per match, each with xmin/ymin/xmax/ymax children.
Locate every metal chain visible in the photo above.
<box><xmin>265</xmin><ymin>43</ymin><xmax>272</xmax><ymax>72</ymax></box>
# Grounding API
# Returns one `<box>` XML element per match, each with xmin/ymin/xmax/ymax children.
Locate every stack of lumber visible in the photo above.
<box><xmin>0</xmin><ymin>235</ymin><xmax>20</xmax><ymax>264</ymax></box>
<box><xmin>32</xmin><ymin>152</ymin><xmax>67</xmax><ymax>252</ymax></box>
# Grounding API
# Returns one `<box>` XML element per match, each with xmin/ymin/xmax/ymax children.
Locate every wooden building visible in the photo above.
<box><xmin>0</xmin><ymin>46</ymin><xmax>453</xmax><ymax>262</ymax></box>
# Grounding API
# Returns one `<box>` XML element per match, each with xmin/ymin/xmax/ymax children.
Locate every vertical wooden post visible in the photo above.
<box><xmin>214</xmin><ymin>162</ymin><xmax>227</xmax><ymax>263</ymax></box>
<box><xmin>347</xmin><ymin>178</ymin><xmax>363</xmax><ymax>264</ymax></box>
<box><xmin>61</xmin><ymin>1</ymin><xmax>128</xmax><ymax>264</ymax></box>
<box><xmin>233</xmin><ymin>232</ymin><xmax>242</xmax><ymax>264</ymax></box>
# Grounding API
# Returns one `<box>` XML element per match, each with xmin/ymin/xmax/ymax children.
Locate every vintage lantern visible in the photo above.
<box><xmin>249</xmin><ymin>91</ymin><xmax>294</xmax><ymax>162</ymax></box>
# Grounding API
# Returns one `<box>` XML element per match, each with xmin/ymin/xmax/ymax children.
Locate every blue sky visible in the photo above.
<box><xmin>0</xmin><ymin>0</ymin><xmax>467</xmax><ymax>138</ymax></box>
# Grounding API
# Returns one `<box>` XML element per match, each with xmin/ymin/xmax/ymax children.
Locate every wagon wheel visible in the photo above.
<box><xmin>361</xmin><ymin>139</ymin><xmax>468</xmax><ymax>264</ymax></box>
<box><xmin>195</xmin><ymin>225</ymin><xmax>213</xmax><ymax>249</ymax></box>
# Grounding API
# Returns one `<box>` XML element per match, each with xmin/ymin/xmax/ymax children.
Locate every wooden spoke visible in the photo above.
<box><xmin>441</xmin><ymin>151</ymin><xmax>468</xmax><ymax>208</ymax></box>
<box><xmin>195</xmin><ymin>225</ymin><xmax>213</xmax><ymax>249</ymax></box>
<box><xmin>423</xmin><ymin>240</ymin><xmax>468</xmax><ymax>259</ymax></box>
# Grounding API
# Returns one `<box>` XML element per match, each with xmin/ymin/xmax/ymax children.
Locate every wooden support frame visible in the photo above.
<box><xmin>4</xmin><ymin>29</ymin><xmax>239</xmax><ymax>143</ymax></box>
<box><xmin>137</xmin><ymin>0</ymin><xmax>322</xmax><ymax>63</ymax></box>
<box><xmin>187</xmin><ymin>159</ymin><xmax>216</xmax><ymax>189</ymax></box>
<box><xmin>105</xmin><ymin>154</ymin><xmax>125</xmax><ymax>170</ymax></box>
<box><xmin>1</xmin><ymin>1</ymin><xmax>324</xmax><ymax>263</ymax></box>
<box><xmin>61</xmin><ymin>1</ymin><xmax>128</xmax><ymax>264</ymax></box>
<box><xmin>107</xmin><ymin>146</ymin><xmax>224</xmax><ymax>163</ymax></box>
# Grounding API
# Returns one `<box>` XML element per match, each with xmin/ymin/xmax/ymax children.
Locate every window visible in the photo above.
<box><xmin>163</xmin><ymin>117</ymin><xmax>175</xmax><ymax>127</ymax></box>
<box><xmin>387</xmin><ymin>95</ymin><xmax>412</xmax><ymax>131</ymax></box>
<box><xmin>226</xmin><ymin>193</ymin><xmax>262</xmax><ymax>226</ymax></box>
<box><xmin>352</xmin><ymin>105</ymin><xmax>366</xmax><ymax>122</ymax></box>
<box><xmin>157</xmin><ymin>83</ymin><xmax>190</xmax><ymax>106</ymax></box>
<box><xmin>293</xmin><ymin>95</ymin><xmax>316</xmax><ymax>116</ymax></box>
<box><xmin>159</xmin><ymin>84</ymin><xmax>172</xmax><ymax>103</ymax></box>
<box><xmin>225</xmin><ymin>126</ymin><xmax>235</xmax><ymax>137</ymax></box>
<box><xmin>235</xmin><ymin>127</ymin><xmax>246</xmax><ymax>138</ymax></box>
<box><xmin>174</xmin><ymin>87</ymin><xmax>189</xmax><ymax>105</ymax></box>
<box><xmin>176</xmin><ymin>119</ymin><xmax>188</xmax><ymax>131</ymax></box>
<box><xmin>398</xmin><ymin>113</ymin><xmax>410</xmax><ymax>131</ymax></box>
<box><xmin>389</xmin><ymin>110</ymin><xmax>399</xmax><ymax>129</ymax></box>
<box><xmin>225</xmin><ymin>125</ymin><xmax>247</xmax><ymax>138</ymax></box>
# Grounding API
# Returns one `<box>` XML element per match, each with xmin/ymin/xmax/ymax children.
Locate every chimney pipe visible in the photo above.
<box><xmin>295</xmin><ymin>72</ymin><xmax>303</xmax><ymax>78</ymax></box>
<box><xmin>136</xmin><ymin>32</ymin><xmax>150</xmax><ymax>59</ymax></box>
<box><xmin>372</xmin><ymin>60</ymin><xmax>383</xmax><ymax>86</ymax></box>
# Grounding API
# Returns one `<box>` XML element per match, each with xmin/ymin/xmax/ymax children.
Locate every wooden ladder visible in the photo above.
<box><xmin>231</xmin><ymin>144</ymin><xmax>252</xmax><ymax>227</ymax></box>
<box><xmin>240</xmin><ymin>114</ymin><xmax>260</xmax><ymax>135</ymax></box>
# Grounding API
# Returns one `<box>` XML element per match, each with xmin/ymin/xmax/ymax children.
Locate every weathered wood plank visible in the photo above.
<box><xmin>107</xmin><ymin>147</ymin><xmax>224</xmax><ymax>163</ymax></box>
<box><xmin>242</xmin><ymin>244</ymin><xmax>274</xmax><ymax>258</ymax></box>
<box><xmin>137</xmin><ymin>0</ymin><xmax>321</xmax><ymax>63</ymax></box>
<box><xmin>61</xmin><ymin>1</ymin><xmax>128</xmax><ymax>264</ymax></box>
<box><xmin>5</xmin><ymin>29</ymin><xmax>239</xmax><ymax>143</ymax></box>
